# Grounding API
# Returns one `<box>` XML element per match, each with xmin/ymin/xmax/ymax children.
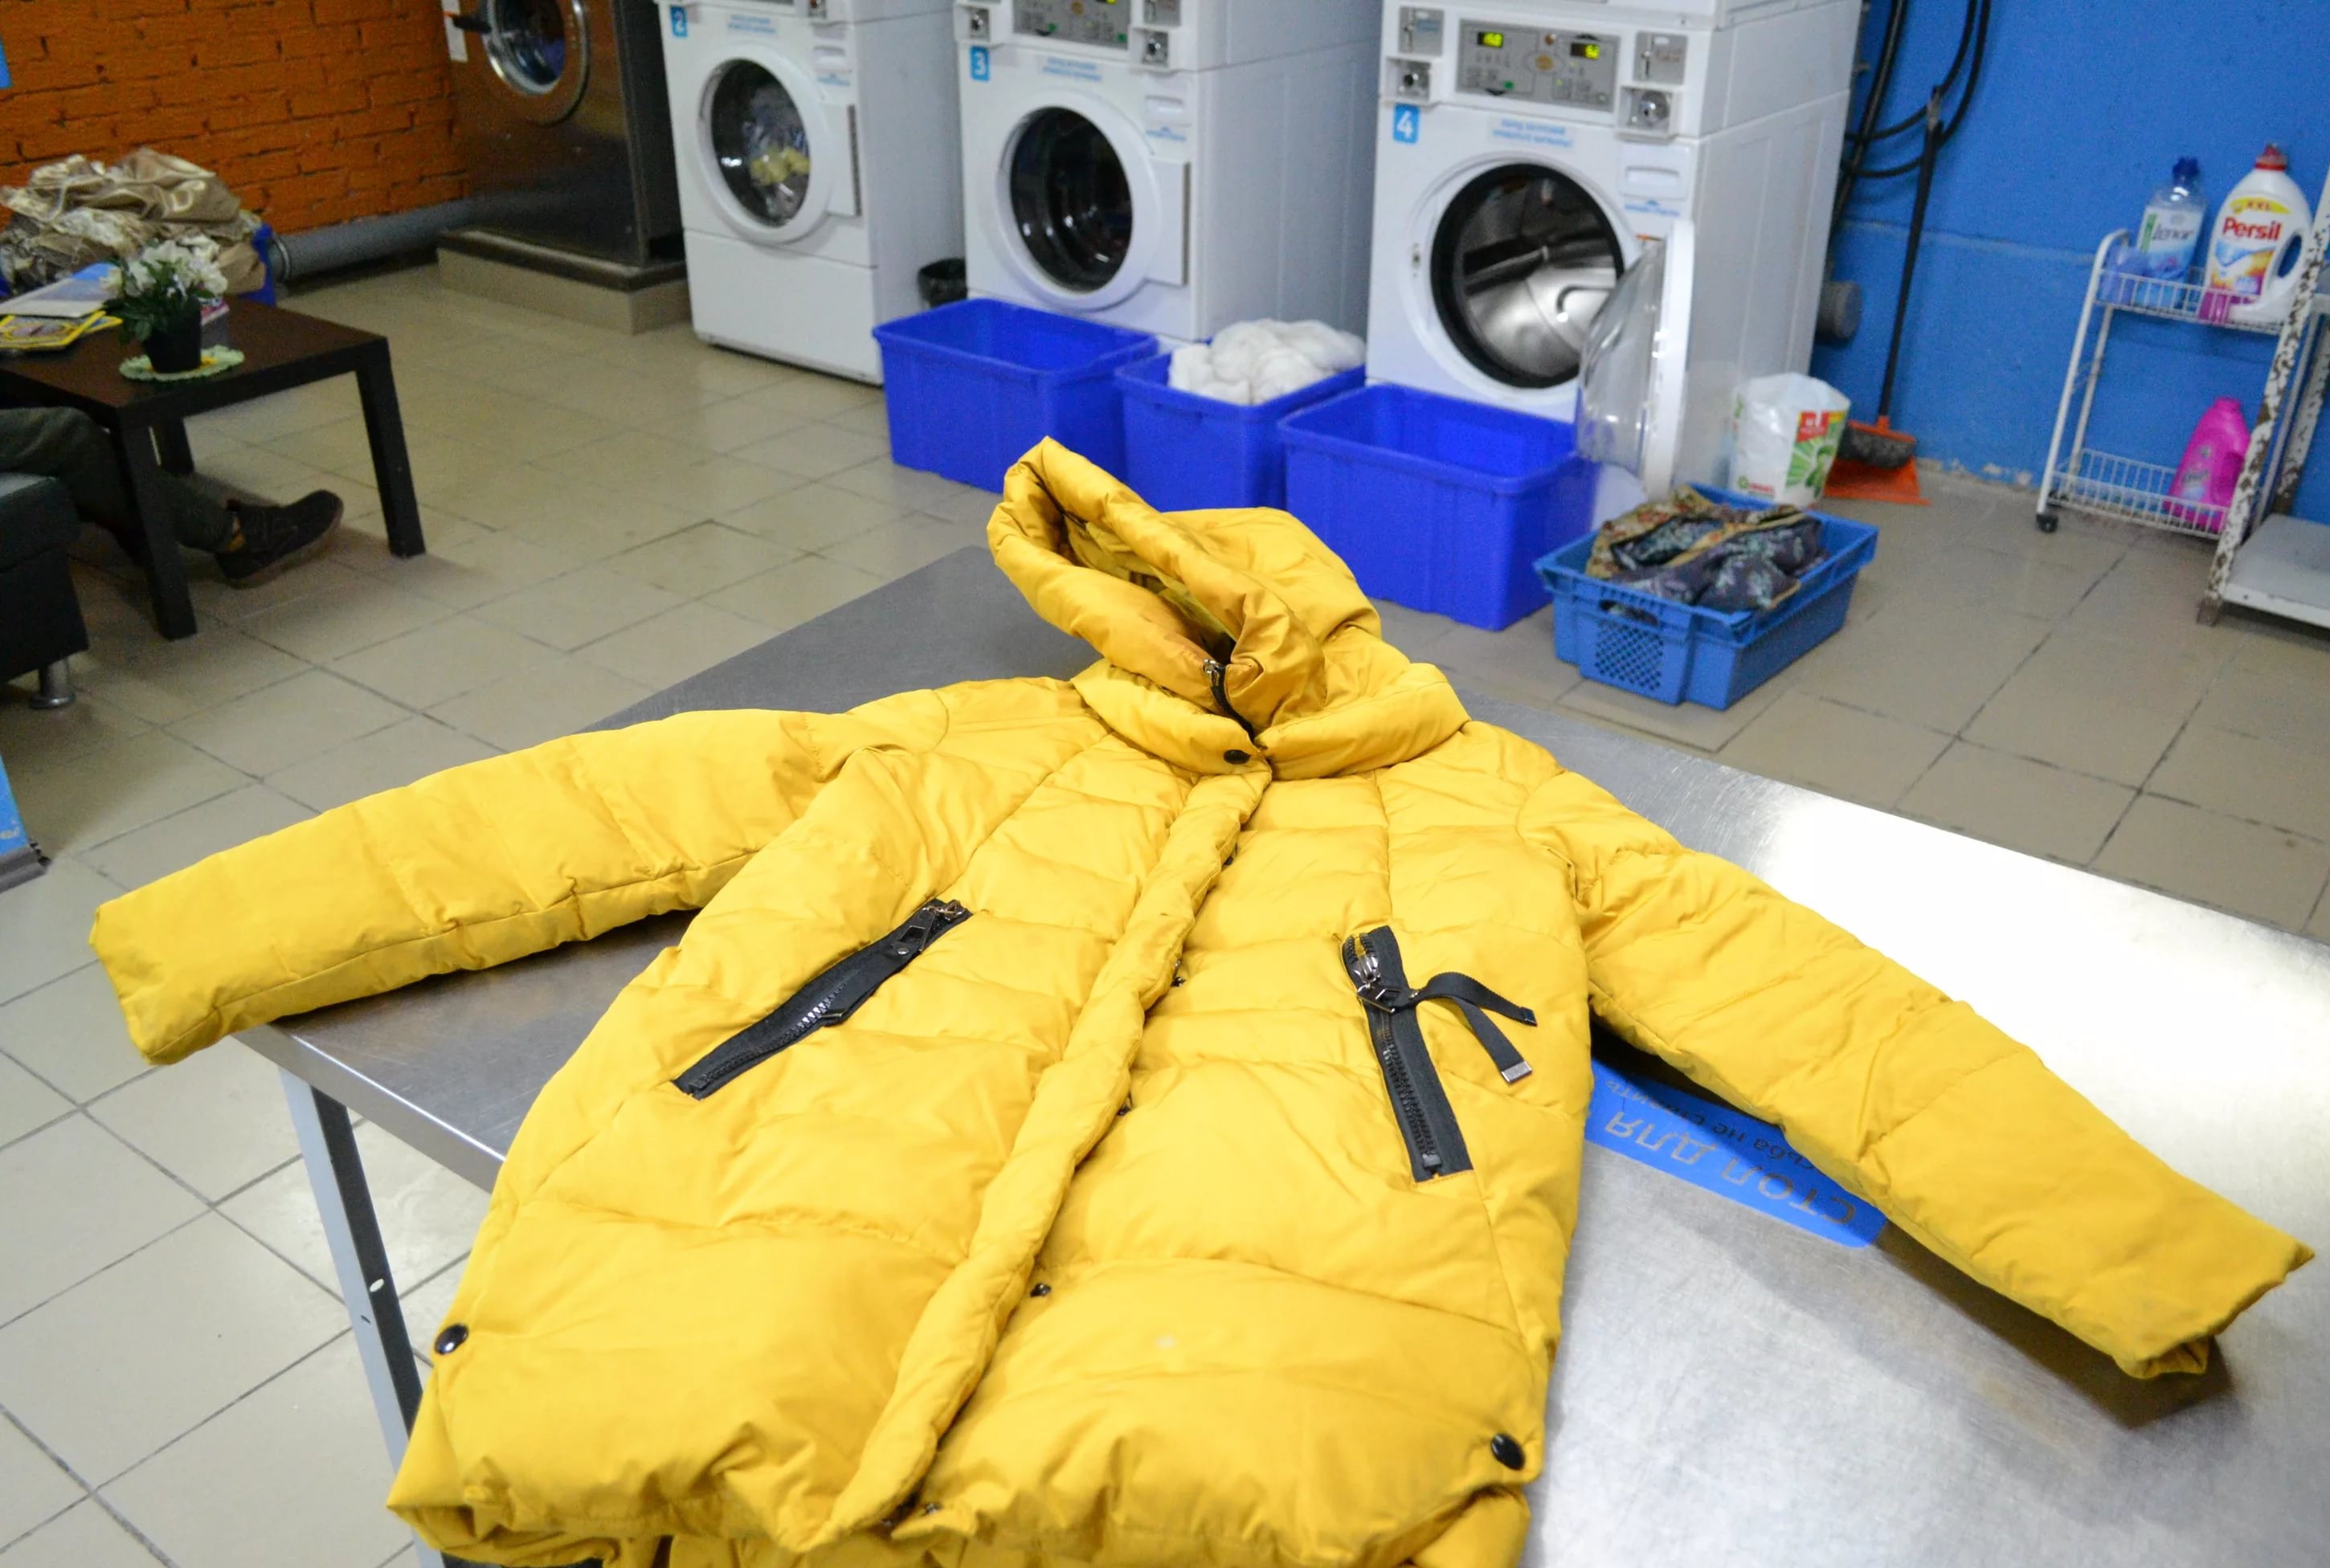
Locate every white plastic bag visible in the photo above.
<box><xmin>1728</xmin><ymin>374</ymin><xmax>1850</xmax><ymax>505</ymax></box>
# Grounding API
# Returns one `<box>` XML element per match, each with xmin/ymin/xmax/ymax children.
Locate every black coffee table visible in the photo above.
<box><xmin>0</xmin><ymin>297</ymin><xmax>425</xmax><ymax>639</ymax></box>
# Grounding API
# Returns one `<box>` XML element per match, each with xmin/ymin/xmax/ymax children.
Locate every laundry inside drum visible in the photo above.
<box><xmin>486</xmin><ymin>0</ymin><xmax>569</xmax><ymax>93</ymax></box>
<box><xmin>1433</xmin><ymin>164</ymin><xmax>1625</xmax><ymax>388</ymax></box>
<box><xmin>711</xmin><ymin>63</ymin><xmax>814</xmax><ymax>227</ymax></box>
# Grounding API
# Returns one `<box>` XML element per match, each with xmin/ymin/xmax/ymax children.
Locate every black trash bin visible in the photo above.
<box><xmin>918</xmin><ymin>259</ymin><xmax>967</xmax><ymax>308</ymax></box>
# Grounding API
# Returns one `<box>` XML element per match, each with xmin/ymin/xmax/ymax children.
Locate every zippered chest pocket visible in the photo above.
<box><xmin>674</xmin><ymin>899</ymin><xmax>971</xmax><ymax>1099</ymax></box>
<box><xmin>1342</xmin><ymin>927</ymin><xmax>1536</xmax><ymax>1182</ymax></box>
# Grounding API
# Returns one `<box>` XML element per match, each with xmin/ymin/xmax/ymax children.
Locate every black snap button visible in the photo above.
<box><xmin>1224</xmin><ymin>749</ymin><xmax>1250</xmax><ymax>765</ymax></box>
<box><xmin>1030</xmin><ymin>1283</ymin><xmax>1052</xmax><ymax>1297</ymax></box>
<box><xmin>434</xmin><ymin>1324</ymin><xmax>469</xmax><ymax>1355</ymax></box>
<box><xmin>1116</xmin><ymin>1100</ymin><xmax>1131</xmax><ymax>1116</ymax></box>
<box><xmin>1489</xmin><ymin>1432</ymin><xmax>1524</xmax><ymax>1470</ymax></box>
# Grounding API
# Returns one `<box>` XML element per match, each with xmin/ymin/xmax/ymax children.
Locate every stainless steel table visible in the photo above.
<box><xmin>248</xmin><ymin>549</ymin><xmax>2329</xmax><ymax>1568</ymax></box>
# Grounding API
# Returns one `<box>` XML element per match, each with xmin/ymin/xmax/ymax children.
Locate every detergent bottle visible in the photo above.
<box><xmin>2164</xmin><ymin>397</ymin><xmax>2250</xmax><ymax>530</ymax></box>
<box><xmin>2202</xmin><ymin>145</ymin><xmax>2312</xmax><ymax>325</ymax></box>
<box><xmin>2134</xmin><ymin>157</ymin><xmax>2208</xmax><ymax>281</ymax></box>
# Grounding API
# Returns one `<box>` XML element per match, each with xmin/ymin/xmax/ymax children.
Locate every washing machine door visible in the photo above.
<box><xmin>1430</xmin><ymin>163</ymin><xmax>1627</xmax><ymax>390</ymax></box>
<box><xmin>460</xmin><ymin>0</ymin><xmax>591</xmax><ymax>125</ymax></box>
<box><xmin>698</xmin><ymin>50</ymin><xmax>855</xmax><ymax>243</ymax></box>
<box><xmin>1576</xmin><ymin>219</ymin><xmax>1694</xmax><ymax>499</ymax></box>
<box><xmin>995</xmin><ymin>98</ymin><xmax>1179</xmax><ymax>310</ymax></box>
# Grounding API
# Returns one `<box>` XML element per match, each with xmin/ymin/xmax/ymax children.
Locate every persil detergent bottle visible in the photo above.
<box><xmin>2202</xmin><ymin>144</ymin><xmax>2312</xmax><ymax>325</ymax></box>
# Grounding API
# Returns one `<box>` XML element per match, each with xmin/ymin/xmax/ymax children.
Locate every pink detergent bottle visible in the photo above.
<box><xmin>2165</xmin><ymin>397</ymin><xmax>2250</xmax><ymax>531</ymax></box>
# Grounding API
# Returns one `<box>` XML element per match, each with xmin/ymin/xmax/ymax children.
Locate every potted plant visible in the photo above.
<box><xmin>108</xmin><ymin>239</ymin><xmax>229</xmax><ymax>374</ymax></box>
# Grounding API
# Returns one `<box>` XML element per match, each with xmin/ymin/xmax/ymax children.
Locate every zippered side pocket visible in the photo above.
<box><xmin>1342</xmin><ymin>927</ymin><xmax>1537</xmax><ymax>1182</ymax></box>
<box><xmin>674</xmin><ymin>899</ymin><xmax>971</xmax><ymax>1099</ymax></box>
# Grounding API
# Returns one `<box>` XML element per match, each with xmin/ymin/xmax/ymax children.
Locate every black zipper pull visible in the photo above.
<box><xmin>888</xmin><ymin>898</ymin><xmax>969</xmax><ymax>956</ymax></box>
<box><xmin>1348</xmin><ymin>931</ymin><xmax>1537</xmax><ymax>1084</ymax></box>
<box><xmin>1202</xmin><ymin>658</ymin><xmax>1260</xmax><ymax>741</ymax></box>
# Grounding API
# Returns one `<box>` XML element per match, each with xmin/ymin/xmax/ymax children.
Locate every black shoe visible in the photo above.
<box><xmin>217</xmin><ymin>491</ymin><xmax>344</xmax><ymax>586</ymax></box>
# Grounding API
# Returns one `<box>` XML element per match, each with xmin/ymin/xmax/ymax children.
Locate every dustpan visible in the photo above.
<box><xmin>1822</xmin><ymin>419</ymin><xmax>1927</xmax><ymax>504</ymax></box>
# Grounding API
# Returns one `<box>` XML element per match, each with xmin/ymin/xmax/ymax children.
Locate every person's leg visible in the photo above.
<box><xmin>0</xmin><ymin>406</ymin><xmax>235</xmax><ymax>550</ymax></box>
<box><xmin>0</xmin><ymin>406</ymin><xmax>341</xmax><ymax>586</ymax></box>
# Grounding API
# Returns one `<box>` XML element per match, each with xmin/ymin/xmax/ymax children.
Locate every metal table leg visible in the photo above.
<box><xmin>354</xmin><ymin>348</ymin><xmax>427</xmax><ymax>558</ymax></box>
<box><xmin>114</xmin><ymin>415</ymin><xmax>198</xmax><ymax>639</ymax></box>
<box><xmin>280</xmin><ymin>1072</ymin><xmax>447</xmax><ymax>1568</ymax></box>
<box><xmin>153</xmin><ymin>419</ymin><xmax>195</xmax><ymax>476</ymax></box>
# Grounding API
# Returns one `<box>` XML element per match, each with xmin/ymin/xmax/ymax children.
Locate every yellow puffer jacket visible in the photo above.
<box><xmin>91</xmin><ymin>443</ymin><xmax>2308</xmax><ymax>1568</ymax></box>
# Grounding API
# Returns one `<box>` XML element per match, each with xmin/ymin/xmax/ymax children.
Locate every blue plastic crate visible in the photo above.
<box><xmin>1115</xmin><ymin>352</ymin><xmax>1363</xmax><ymax>511</ymax></box>
<box><xmin>873</xmin><ymin>300</ymin><xmax>1155</xmax><ymax>489</ymax></box>
<box><xmin>1278</xmin><ymin>384</ymin><xmax>1594</xmax><ymax>630</ymax></box>
<box><xmin>1536</xmin><ymin>492</ymin><xmax>1878</xmax><ymax>708</ymax></box>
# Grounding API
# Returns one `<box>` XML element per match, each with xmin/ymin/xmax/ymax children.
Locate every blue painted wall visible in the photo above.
<box><xmin>1809</xmin><ymin>0</ymin><xmax>2329</xmax><ymax>519</ymax></box>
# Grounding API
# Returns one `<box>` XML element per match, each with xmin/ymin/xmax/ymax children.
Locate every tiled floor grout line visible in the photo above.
<box><xmin>0</xmin><ymin>1407</ymin><xmax>84</xmax><ymax>1555</ymax></box>
<box><xmin>0</xmin><ymin>1099</ymin><xmax>80</xmax><ymax>1157</ymax></box>
<box><xmin>2095</xmin><ymin>626</ymin><xmax>2330</xmax><ymax>919</ymax></box>
<box><xmin>0</xmin><ymin>1404</ymin><xmax>178</xmax><ymax>1566</ymax></box>
<box><xmin>0</xmin><ymin>1110</ymin><xmax>318</xmax><ymax>1333</ymax></box>
<box><xmin>1886</xmin><ymin>541</ymin><xmax>2230</xmax><ymax>869</ymax></box>
<box><xmin>2083</xmin><ymin>784</ymin><xmax>2144</xmax><ymax>871</ymax></box>
<box><xmin>80</xmin><ymin>1331</ymin><xmax>358</xmax><ymax>1511</ymax></box>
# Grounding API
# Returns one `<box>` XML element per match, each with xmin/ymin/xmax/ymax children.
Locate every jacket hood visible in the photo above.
<box><xmin>988</xmin><ymin>440</ymin><xmax>1468</xmax><ymax>778</ymax></box>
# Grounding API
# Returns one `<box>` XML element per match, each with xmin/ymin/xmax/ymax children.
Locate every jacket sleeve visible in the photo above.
<box><xmin>1519</xmin><ymin>766</ymin><xmax>2311</xmax><ymax>1378</ymax></box>
<box><xmin>91</xmin><ymin>696</ymin><xmax>948</xmax><ymax>1066</ymax></box>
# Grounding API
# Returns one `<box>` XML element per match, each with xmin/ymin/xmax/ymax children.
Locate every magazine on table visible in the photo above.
<box><xmin>0</xmin><ymin>312</ymin><xmax>119</xmax><ymax>352</ymax></box>
<box><xmin>3</xmin><ymin>262</ymin><xmax>121</xmax><ymax>318</ymax></box>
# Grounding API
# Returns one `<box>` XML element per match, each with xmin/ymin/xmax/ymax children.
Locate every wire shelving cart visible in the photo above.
<box><xmin>2036</xmin><ymin>170</ymin><xmax>2330</xmax><ymax>630</ymax></box>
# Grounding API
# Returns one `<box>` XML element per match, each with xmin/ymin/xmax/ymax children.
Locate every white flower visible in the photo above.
<box><xmin>122</xmin><ymin>237</ymin><xmax>229</xmax><ymax>306</ymax></box>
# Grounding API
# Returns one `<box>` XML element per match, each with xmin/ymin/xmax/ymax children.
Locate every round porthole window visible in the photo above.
<box><xmin>1008</xmin><ymin>108</ymin><xmax>1134</xmax><ymax>292</ymax></box>
<box><xmin>1430</xmin><ymin>164</ymin><xmax>1625</xmax><ymax>389</ymax></box>
<box><xmin>484</xmin><ymin>0</ymin><xmax>570</xmax><ymax>96</ymax></box>
<box><xmin>707</xmin><ymin>62</ymin><xmax>816</xmax><ymax>228</ymax></box>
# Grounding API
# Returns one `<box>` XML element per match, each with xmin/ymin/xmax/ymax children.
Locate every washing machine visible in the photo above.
<box><xmin>1365</xmin><ymin>0</ymin><xmax>1856</xmax><ymax>488</ymax></box>
<box><xmin>660</xmin><ymin>0</ymin><xmax>962</xmax><ymax>381</ymax></box>
<box><xmin>953</xmin><ymin>0</ymin><xmax>1380</xmax><ymax>344</ymax></box>
<box><xmin>447</xmin><ymin>0</ymin><xmax>682</xmax><ymax>264</ymax></box>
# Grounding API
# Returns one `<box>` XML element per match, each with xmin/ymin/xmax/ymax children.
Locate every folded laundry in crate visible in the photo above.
<box><xmin>1168</xmin><ymin>318</ymin><xmax>1363</xmax><ymax>406</ymax></box>
<box><xmin>1585</xmin><ymin>486</ymin><xmax>1826</xmax><ymax>614</ymax></box>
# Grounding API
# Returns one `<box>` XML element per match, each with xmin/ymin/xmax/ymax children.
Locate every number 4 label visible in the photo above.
<box><xmin>1393</xmin><ymin>104</ymin><xmax>1420</xmax><ymax>144</ymax></box>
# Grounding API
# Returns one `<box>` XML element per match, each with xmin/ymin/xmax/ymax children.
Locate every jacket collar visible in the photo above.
<box><xmin>988</xmin><ymin>441</ymin><xmax>1468</xmax><ymax>778</ymax></box>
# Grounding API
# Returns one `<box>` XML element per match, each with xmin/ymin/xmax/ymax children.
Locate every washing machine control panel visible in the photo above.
<box><xmin>1453</xmin><ymin>21</ymin><xmax>1617</xmax><ymax>111</ymax></box>
<box><xmin>1012</xmin><ymin>0</ymin><xmax>1130</xmax><ymax>50</ymax></box>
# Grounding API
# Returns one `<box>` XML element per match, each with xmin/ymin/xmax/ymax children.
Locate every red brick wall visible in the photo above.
<box><xmin>0</xmin><ymin>0</ymin><xmax>467</xmax><ymax>234</ymax></box>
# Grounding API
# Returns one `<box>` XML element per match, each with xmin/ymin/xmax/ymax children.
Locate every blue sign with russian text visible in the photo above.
<box><xmin>1584</xmin><ymin>1058</ymin><xmax>1888</xmax><ymax>1247</ymax></box>
<box><xmin>0</xmin><ymin>757</ymin><xmax>27</xmax><ymax>861</ymax></box>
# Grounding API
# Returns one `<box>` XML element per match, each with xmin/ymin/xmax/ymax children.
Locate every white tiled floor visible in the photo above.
<box><xmin>3</xmin><ymin>259</ymin><xmax>2330</xmax><ymax>1565</ymax></box>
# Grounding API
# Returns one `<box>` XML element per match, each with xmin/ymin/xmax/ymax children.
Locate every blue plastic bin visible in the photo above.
<box><xmin>1278</xmin><ymin>384</ymin><xmax>1594</xmax><ymax>630</ymax></box>
<box><xmin>873</xmin><ymin>300</ymin><xmax>1155</xmax><ymax>489</ymax></box>
<box><xmin>1536</xmin><ymin>492</ymin><xmax>1878</xmax><ymax>708</ymax></box>
<box><xmin>1115</xmin><ymin>352</ymin><xmax>1363</xmax><ymax>511</ymax></box>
